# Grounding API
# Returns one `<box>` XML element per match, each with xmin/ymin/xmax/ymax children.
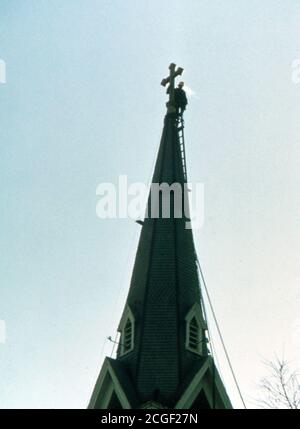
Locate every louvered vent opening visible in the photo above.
<box><xmin>189</xmin><ymin>317</ymin><xmax>200</xmax><ymax>351</ymax></box>
<box><xmin>123</xmin><ymin>319</ymin><xmax>132</xmax><ymax>353</ymax></box>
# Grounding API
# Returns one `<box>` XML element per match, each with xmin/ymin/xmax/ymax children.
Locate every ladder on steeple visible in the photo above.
<box><xmin>176</xmin><ymin>114</ymin><xmax>187</xmax><ymax>182</ymax></box>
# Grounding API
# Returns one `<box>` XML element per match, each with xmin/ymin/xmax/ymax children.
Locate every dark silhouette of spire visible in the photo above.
<box><xmin>88</xmin><ymin>64</ymin><xmax>232</xmax><ymax>409</ymax></box>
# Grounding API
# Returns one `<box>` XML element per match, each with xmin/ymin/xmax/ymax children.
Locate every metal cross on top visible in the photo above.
<box><xmin>161</xmin><ymin>63</ymin><xmax>184</xmax><ymax>113</ymax></box>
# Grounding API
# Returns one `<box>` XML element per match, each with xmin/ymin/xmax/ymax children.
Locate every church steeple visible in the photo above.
<box><xmin>89</xmin><ymin>64</ymin><xmax>232</xmax><ymax>409</ymax></box>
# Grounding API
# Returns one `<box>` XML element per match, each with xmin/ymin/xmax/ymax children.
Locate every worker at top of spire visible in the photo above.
<box><xmin>174</xmin><ymin>81</ymin><xmax>188</xmax><ymax>115</ymax></box>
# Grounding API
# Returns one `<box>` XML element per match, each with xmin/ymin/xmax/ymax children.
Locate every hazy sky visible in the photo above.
<box><xmin>1</xmin><ymin>0</ymin><xmax>300</xmax><ymax>409</ymax></box>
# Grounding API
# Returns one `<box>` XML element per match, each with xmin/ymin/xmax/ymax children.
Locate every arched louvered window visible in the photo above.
<box><xmin>117</xmin><ymin>306</ymin><xmax>135</xmax><ymax>357</ymax></box>
<box><xmin>185</xmin><ymin>304</ymin><xmax>207</xmax><ymax>355</ymax></box>
<box><xmin>188</xmin><ymin>316</ymin><xmax>200</xmax><ymax>351</ymax></box>
<box><xmin>123</xmin><ymin>318</ymin><xmax>133</xmax><ymax>354</ymax></box>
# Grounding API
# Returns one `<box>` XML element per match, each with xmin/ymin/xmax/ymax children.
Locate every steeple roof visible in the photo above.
<box><xmin>117</xmin><ymin>111</ymin><xmax>206</xmax><ymax>406</ymax></box>
<box><xmin>89</xmin><ymin>65</ymin><xmax>232</xmax><ymax>409</ymax></box>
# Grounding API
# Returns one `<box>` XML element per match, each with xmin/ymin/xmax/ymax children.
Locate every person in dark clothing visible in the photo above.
<box><xmin>174</xmin><ymin>81</ymin><xmax>188</xmax><ymax>115</ymax></box>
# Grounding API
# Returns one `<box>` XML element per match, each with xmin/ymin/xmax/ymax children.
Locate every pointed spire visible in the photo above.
<box><xmin>88</xmin><ymin>66</ymin><xmax>232</xmax><ymax>409</ymax></box>
<box><xmin>112</xmin><ymin>70</ymin><xmax>208</xmax><ymax>406</ymax></box>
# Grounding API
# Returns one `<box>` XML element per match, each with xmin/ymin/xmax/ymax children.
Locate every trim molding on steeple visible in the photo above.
<box><xmin>175</xmin><ymin>357</ymin><xmax>233</xmax><ymax>409</ymax></box>
<box><xmin>88</xmin><ymin>358</ymin><xmax>132</xmax><ymax>409</ymax></box>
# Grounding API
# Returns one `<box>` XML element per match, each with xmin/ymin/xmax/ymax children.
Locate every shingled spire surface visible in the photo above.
<box><xmin>88</xmin><ymin>65</ymin><xmax>232</xmax><ymax>409</ymax></box>
<box><xmin>117</xmin><ymin>111</ymin><xmax>205</xmax><ymax>405</ymax></box>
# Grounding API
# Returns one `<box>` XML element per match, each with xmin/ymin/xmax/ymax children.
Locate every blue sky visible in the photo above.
<box><xmin>0</xmin><ymin>0</ymin><xmax>300</xmax><ymax>408</ymax></box>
